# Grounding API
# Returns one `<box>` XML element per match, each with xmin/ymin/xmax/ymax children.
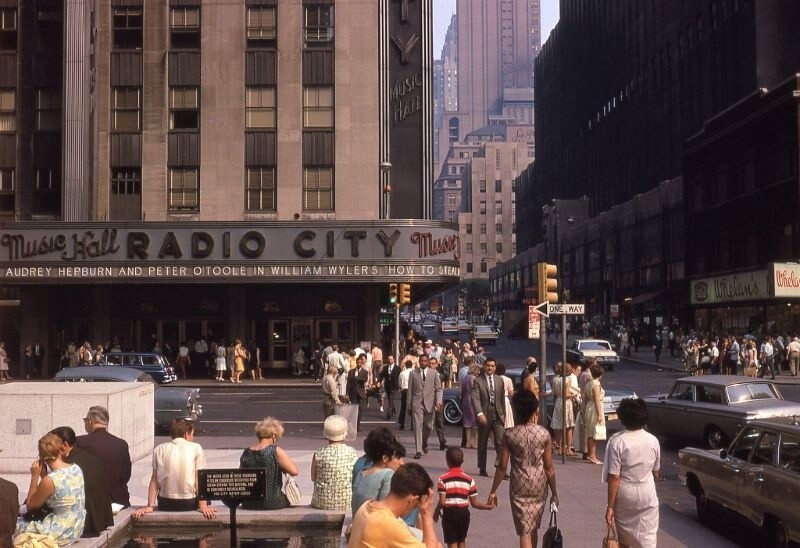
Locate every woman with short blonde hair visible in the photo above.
<box><xmin>255</xmin><ymin>417</ymin><xmax>285</xmax><ymax>441</ymax></box>
<box><xmin>240</xmin><ymin>417</ymin><xmax>298</xmax><ymax>510</ymax></box>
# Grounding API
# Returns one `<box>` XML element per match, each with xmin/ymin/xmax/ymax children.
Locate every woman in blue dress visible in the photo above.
<box><xmin>15</xmin><ymin>433</ymin><xmax>86</xmax><ymax>546</ymax></box>
<box><xmin>239</xmin><ymin>417</ymin><xmax>299</xmax><ymax>509</ymax></box>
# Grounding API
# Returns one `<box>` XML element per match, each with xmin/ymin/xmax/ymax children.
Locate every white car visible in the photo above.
<box><xmin>440</xmin><ymin>321</ymin><xmax>458</xmax><ymax>335</ymax></box>
<box><xmin>567</xmin><ymin>339</ymin><xmax>620</xmax><ymax>371</ymax></box>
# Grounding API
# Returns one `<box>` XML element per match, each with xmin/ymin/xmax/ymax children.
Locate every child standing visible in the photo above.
<box><xmin>435</xmin><ymin>447</ymin><xmax>494</xmax><ymax>548</ymax></box>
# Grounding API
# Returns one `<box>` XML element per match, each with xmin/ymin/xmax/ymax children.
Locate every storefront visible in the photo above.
<box><xmin>0</xmin><ymin>221</ymin><xmax>459</xmax><ymax>375</ymax></box>
<box><xmin>689</xmin><ymin>263</ymin><xmax>800</xmax><ymax>334</ymax></box>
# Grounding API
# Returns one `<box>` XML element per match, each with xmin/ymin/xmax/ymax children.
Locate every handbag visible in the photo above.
<box><xmin>603</xmin><ymin>524</ymin><xmax>619</xmax><ymax>548</ymax></box>
<box><xmin>542</xmin><ymin>503</ymin><xmax>563</xmax><ymax>548</ymax></box>
<box><xmin>594</xmin><ymin>424</ymin><xmax>607</xmax><ymax>441</ymax></box>
<box><xmin>282</xmin><ymin>473</ymin><xmax>301</xmax><ymax>506</ymax></box>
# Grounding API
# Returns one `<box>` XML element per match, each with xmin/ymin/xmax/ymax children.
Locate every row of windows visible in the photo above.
<box><xmin>465</xmin><ymin>262</ymin><xmax>488</xmax><ymax>274</ymax></box>
<box><xmin>109</xmin><ymin>86</ymin><xmax>332</xmax><ymax>132</ymax></box>
<box><xmin>478</xmin><ymin>179</ymin><xmax>516</xmax><ymax>192</ymax></box>
<box><xmin>0</xmin><ymin>89</ymin><xmax>61</xmax><ymax>132</ymax></box>
<box><xmin>105</xmin><ymin>166</ymin><xmax>334</xmax><ymax>215</ymax></box>
<box><xmin>477</xmin><ymin>200</ymin><xmax>516</xmax><ymax>215</ymax></box>
<box><xmin>465</xmin><ymin>243</ymin><xmax>505</xmax><ymax>254</ymax></box>
<box><xmin>466</xmin><ymin>223</ymin><xmax>514</xmax><ymax>235</ymax></box>
<box><xmin>112</xmin><ymin>6</ymin><xmax>333</xmax><ymax>51</ymax></box>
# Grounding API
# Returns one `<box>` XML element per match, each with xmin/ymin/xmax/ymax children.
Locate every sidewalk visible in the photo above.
<box><xmin>546</xmin><ymin>333</ymin><xmax>800</xmax><ymax>385</ymax></box>
<box><xmin>5</xmin><ymin>432</ymin><xmax>735</xmax><ymax>547</ymax></box>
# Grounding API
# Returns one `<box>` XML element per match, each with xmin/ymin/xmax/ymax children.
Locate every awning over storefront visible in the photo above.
<box><xmin>628</xmin><ymin>292</ymin><xmax>659</xmax><ymax>305</ymax></box>
<box><xmin>0</xmin><ymin>221</ymin><xmax>461</xmax><ymax>285</ymax></box>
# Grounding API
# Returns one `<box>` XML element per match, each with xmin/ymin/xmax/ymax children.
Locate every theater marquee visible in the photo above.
<box><xmin>0</xmin><ymin>221</ymin><xmax>460</xmax><ymax>284</ymax></box>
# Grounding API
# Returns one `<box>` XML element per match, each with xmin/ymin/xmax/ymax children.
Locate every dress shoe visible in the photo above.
<box><xmin>423</xmin><ymin>447</ymin><xmax>429</xmax><ymax>454</ymax></box>
<box><xmin>439</xmin><ymin>443</ymin><xmax>447</xmax><ymax>451</ymax></box>
<box><xmin>478</xmin><ymin>469</ymin><xmax>489</xmax><ymax>477</ymax></box>
<box><xmin>413</xmin><ymin>452</ymin><xmax>422</xmax><ymax>460</ymax></box>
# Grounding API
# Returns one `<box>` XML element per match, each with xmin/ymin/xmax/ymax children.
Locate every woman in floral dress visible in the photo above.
<box><xmin>15</xmin><ymin>433</ymin><xmax>86</xmax><ymax>546</ymax></box>
<box><xmin>240</xmin><ymin>418</ymin><xmax>299</xmax><ymax>509</ymax></box>
<box><xmin>310</xmin><ymin>415</ymin><xmax>358</xmax><ymax>510</ymax></box>
<box><xmin>488</xmin><ymin>390</ymin><xmax>558</xmax><ymax>548</ymax></box>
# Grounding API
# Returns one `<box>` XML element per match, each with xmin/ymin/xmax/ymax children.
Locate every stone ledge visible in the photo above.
<box><xmin>132</xmin><ymin>506</ymin><xmax>345</xmax><ymax>528</ymax></box>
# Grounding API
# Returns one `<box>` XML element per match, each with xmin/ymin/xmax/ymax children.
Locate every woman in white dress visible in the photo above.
<box><xmin>604</xmin><ymin>398</ymin><xmax>660</xmax><ymax>548</ymax></box>
<box><xmin>496</xmin><ymin>363</ymin><xmax>515</xmax><ymax>428</ymax></box>
<box><xmin>0</xmin><ymin>340</ymin><xmax>9</xmax><ymax>381</ymax></box>
<box><xmin>550</xmin><ymin>362</ymin><xmax>577</xmax><ymax>455</ymax></box>
<box><xmin>214</xmin><ymin>340</ymin><xmax>227</xmax><ymax>381</ymax></box>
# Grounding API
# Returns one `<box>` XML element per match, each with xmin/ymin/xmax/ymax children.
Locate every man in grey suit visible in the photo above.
<box><xmin>472</xmin><ymin>357</ymin><xmax>505</xmax><ymax>476</ymax></box>
<box><xmin>407</xmin><ymin>354</ymin><xmax>442</xmax><ymax>459</ymax></box>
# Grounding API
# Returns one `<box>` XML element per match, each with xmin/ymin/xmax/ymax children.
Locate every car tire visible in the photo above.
<box><xmin>704</xmin><ymin>425</ymin><xmax>726</xmax><ymax>449</ymax></box>
<box><xmin>443</xmin><ymin>400</ymin><xmax>462</xmax><ymax>425</ymax></box>
<box><xmin>695</xmin><ymin>492</ymin><xmax>713</xmax><ymax>526</ymax></box>
<box><xmin>765</xmin><ymin>517</ymin><xmax>790</xmax><ymax>548</ymax></box>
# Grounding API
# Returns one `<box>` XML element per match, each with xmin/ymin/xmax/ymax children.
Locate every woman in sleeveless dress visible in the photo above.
<box><xmin>232</xmin><ymin>339</ymin><xmax>247</xmax><ymax>383</ymax></box>
<box><xmin>488</xmin><ymin>390</ymin><xmax>558</xmax><ymax>547</ymax></box>
<box><xmin>582</xmin><ymin>362</ymin><xmax>606</xmax><ymax>464</ymax></box>
<box><xmin>214</xmin><ymin>341</ymin><xmax>227</xmax><ymax>381</ymax></box>
<box><xmin>551</xmin><ymin>362</ymin><xmax>578</xmax><ymax>455</ymax></box>
<box><xmin>15</xmin><ymin>433</ymin><xmax>86</xmax><ymax>546</ymax></box>
<box><xmin>240</xmin><ymin>418</ymin><xmax>299</xmax><ymax>510</ymax></box>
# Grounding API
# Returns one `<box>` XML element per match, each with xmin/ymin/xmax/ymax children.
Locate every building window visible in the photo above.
<box><xmin>169</xmin><ymin>87</ymin><xmax>199</xmax><ymax>130</ymax></box>
<box><xmin>480</xmin><ymin>243</ymin><xmax>487</xmax><ymax>254</ymax></box>
<box><xmin>0</xmin><ymin>89</ymin><xmax>14</xmax><ymax>131</ymax></box>
<box><xmin>36</xmin><ymin>168</ymin><xmax>56</xmax><ymax>190</ymax></box>
<box><xmin>246</xmin><ymin>7</ymin><xmax>276</xmax><ymax>46</ymax></box>
<box><xmin>447</xmin><ymin>194</ymin><xmax>456</xmax><ymax>206</ymax></box>
<box><xmin>111</xmin><ymin>87</ymin><xmax>140</xmax><ymax>131</ymax></box>
<box><xmin>466</xmin><ymin>224</ymin><xmax>472</xmax><ymax>234</ymax></box>
<box><xmin>35</xmin><ymin>89</ymin><xmax>61</xmax><ymax>131</ymax></box>
<box><xmin>494</xmin><ymin>200</ymin><xmax>502</xmax><ymax>214</ymax></box>
<box><xmin>304</xmin><ymin>5</ymin><xmax>334</xmax><ymax>48</ymax></box>
<box><xmin>495</xmin><ymin>180</ymin><xmax>502</xmax><ymax>192</ymax></box>
<box><xmin>466</xmin><ymin>263</ymin><xmax>473</xmax><ymax>273</ymax></box>
<box><xmin>0</xmin><ymin>8</ymin><xmax>15</xmax><ymax>50</ymax></box>
<box><xmin>303</xmin><ymin>167</ymin><xmax>334</xmax><ymax>211</ymax></box>
<box><xmin>479</xmin><ymin>200</ymin><xmax>486</xmax><ymax>214</ymax></box>
<box><xmin>481</xmin><ymin>261</ymin><xmax>487</xmax><ymax>273</ymax></box>
<box><xmin>448</xmin><ymin>211</ymin><xmax>456</xmax><ymax>222</ymax></box>
<box><xmin>110</xmin><ymin>169</ymin><xmax>141</xmax><ymax>220</ymax></box>
<box><xmin>466</xmin><ymin>243</ymin><xmax>473</xmax><ymax>253</ymax></box>
<box><xmin>496</xmin><ymin>242</ymin><xmax>503</xmax><ymax>253</ymax></box>
<box><xmin>246</xmin><ymin>87</ymin><xmax>276</xmax><ymax>128</ymax></box>
<box><xmin>0</xmin><ymin>168</ymin><xmax>13</xmax><ymax>212</ymax></box>
<box><xmin>34</xmin><ymin>169</ymin><xmax>60</xmax><ymax>213</ymax></box>
<box><xmin>495</xmin><ymin>151</ymin><xmax>501</xmax><ymax>168</ymax></box>
<box><xmin>112</xmin><ymin>8</ymin><xmax>142</xmax><ymax>50</ymax></box>
<box><xmin>480</xmin><ymin>223</ymin><xmax>486</xmax><ymax>235</ymax></box>
<box><xmin>512</xmin><ymin>180</ymin><xmax>516</xmax><ymax>191</ymax></box>
<box><xmin>496</xmin><ymin>223</ymin><xmax>502</xmax><ymax>234</ymax></box>
<box><xmin>246</xmin><ymin>167</ymin><xmax>276</xmax><ymax>211</ymax></box>
<box><xmin>168</xmin><ymin>168</ymin><xmax>199</xmax><ymax>212</ymax></box>
<box><xmin>170</xmin><ymin>7</ymin><xmax>200</xmax><ymax>49</ymax></box>
<box><xmin>303</xmin><ymin>87</ymin><xmax>333</xmax><ymax>128</ymax></box>
<box><xmin>511</xmin><ymin>200</ymin><xmax>516</xmax><ymax>215</ymax></box>
<box><xmin>479</xmin><ymin>180</ymin><xmax>486</xmax><ymax>192</ymax></box>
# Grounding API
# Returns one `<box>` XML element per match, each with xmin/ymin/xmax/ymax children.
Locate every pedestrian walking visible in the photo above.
<box><xmin>397</xmin><ymin>360</ymin><xmax>413</xmax><ymax>430</ymax></box>
<box><xmin>430</xmin><ymin>357</ymin><xmax>449</xmax><ymax>450</ymax></box>
<box><xmin>407</xmin><ymin>354</ymin><xmax>442</xmax><ymax>459</ymax></box>
<box><xmin>472</xmin><ymin>357</ymin><xmax>505</xmax><ymax>477</ymax></box>
<box><xmin>322</xmin><ymin>364</ymin><xmax>342</xmax><ymax>418</ymax></box>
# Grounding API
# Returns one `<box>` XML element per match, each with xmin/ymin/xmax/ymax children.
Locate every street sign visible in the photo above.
<box><xmin>547</xmin><ymin>303</ymin><xmax>585</xmax><ymax>315</ymax></box>
<box><xmin>533</xmin><ymin>300</ymin><xmax>550</xmax><ymax>317</ymax></box>
<box><xmin>527</xmin><ymin>305</ymin><xmax>540</xmax><ymax>339</ymax></box>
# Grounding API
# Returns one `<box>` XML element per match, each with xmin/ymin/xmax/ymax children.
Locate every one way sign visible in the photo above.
<box><xmin>548</xmin><ymin>303</ymin><xmax>585</xmax><ymax>315</ymax></box>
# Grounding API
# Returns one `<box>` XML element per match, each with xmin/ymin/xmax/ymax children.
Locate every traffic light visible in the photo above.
<box><xmin>389</xmin><ymin>283</ymin><xmax>398</xmax><ymax>304</ymax></box>
<box><xmin>399</xmin><ymin>283</ymin><xmax>412</xmax><ymax>305</ymax></box>
<box><xmin>537</xmin><ymin>262</ymin><xmax>558</xmax><ymax>304</ymax></box>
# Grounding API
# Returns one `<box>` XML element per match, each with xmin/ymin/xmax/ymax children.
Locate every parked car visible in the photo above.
<box><xmin>567</xmin><ymin>339</ymin><xmax>620</xmax><ymax>371</ymax></box>
<box><xmin>442</xmin><ymin>365</ymin><xmax>637</xmax><ymax>426</ymax></box>
<box><xmin>679</xmin><ymin>418</ymin><xmax>800</xmax><ymax>546</ymax></box>
<box><xmin>421</xmin><ymin>320</ymin><xmax>437</xmax><ymax>332</ymax></box>
<box><xmin>440</xmin><ymin>321</ymin><xmax>459</xmax><ymax>335</ymax></box>
<box><xmin>471</xmin><ymin>325</ymin><xmax>499</xmax><ymax>345</ymax></box>
<box><xmin>644</xmin><ymin>376</ymin><xmax>800</xmax><ymax>449</ymax></box>
<box><xmin>54</xmin><ymin>366</ymin><xmax>202</xmax><ymax>430</ymax></box>
<box><xmin>95</xmin><ymin>352</ymin><xmax>177</xmax><ymax>384</ymax></box>
<box><xmin>457</xmin><ymin>320</ymin><xmax>473</xmax><ymax>333</ymax></box>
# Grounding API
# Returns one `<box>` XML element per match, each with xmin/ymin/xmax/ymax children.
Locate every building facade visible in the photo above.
<box><xmin>0</xmin><ymin>0</ymin><xmax>458</xmax><ymax>375</ymax></box>
<box><xmin>517</xmin><ymin>0</ymin><xmax>800</xmax><ymax>252</ymax></box>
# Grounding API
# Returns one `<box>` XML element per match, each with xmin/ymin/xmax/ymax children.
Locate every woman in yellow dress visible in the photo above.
<box><xmin>232</xmin><ymin>339</ymin><xmax>247</xmax><ymax>383</ymax></box>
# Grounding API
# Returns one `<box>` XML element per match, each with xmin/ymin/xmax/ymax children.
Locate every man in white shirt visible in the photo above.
<box><xmin>759</xmin><ymin>336</ymin><xmax>776</xmax><ymax>380</ymax></box>
<box><xmin>786</xmin><ymin>336</ymin><xmax>800</xmax><ymax>376</ymax></box>
<box><xmin>398</xmin><ymin>359</ymin><xmax>413</xmax><ymax>430</ymax></box>
<box><xmin>327</xmin><ymin>345</ymin><xmax>342</xmax><ymax>370</ymax></box>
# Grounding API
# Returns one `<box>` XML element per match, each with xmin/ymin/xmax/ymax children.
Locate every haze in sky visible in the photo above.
<box><xmin>433</xmin><ymin>0</ymin><xmax>560</xmax><ymax>56</ymax></box>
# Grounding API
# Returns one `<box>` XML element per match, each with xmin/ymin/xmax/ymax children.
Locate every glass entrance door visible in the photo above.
<box><xmin>269</xmin><ymin>320</ymin><xmax>289</xmax><ymax>368</ymax></box>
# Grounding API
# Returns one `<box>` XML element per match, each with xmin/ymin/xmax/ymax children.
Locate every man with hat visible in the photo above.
<box><xmin>77</xmin><ymin>406</ymin><xmax>132</xmax><ymax>508</ymax></box>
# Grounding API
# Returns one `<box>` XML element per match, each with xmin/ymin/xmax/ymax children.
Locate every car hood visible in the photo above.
<box><xmin>737</xmin><ymin>400</ymin><xmax>800</xmax><ymax>417</ymax></box>
<box><xmin>578</xmin><ymin>349</ymin><xmax>617</xmax><ymax>356</ymax></box>
<box><xmin>604</xmin><ymin>390</ymin><xmax>637</xmax><ymax>401</ymax></box>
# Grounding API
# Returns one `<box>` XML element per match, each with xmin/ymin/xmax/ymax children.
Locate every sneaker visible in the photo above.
<box><xmin>380</xmin><ymin>406</ymin><xmax>384</xmax><ymax>413</ymax></box>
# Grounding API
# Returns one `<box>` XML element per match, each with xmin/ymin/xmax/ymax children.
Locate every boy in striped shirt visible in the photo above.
<box><xmin>434</xmin><ymin>447</ymin><xmax>495</xmax><ymax>547</ymax></box>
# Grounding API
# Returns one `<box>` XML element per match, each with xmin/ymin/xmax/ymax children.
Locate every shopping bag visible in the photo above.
<box><xmin>336</xmin><ymin>403</ymin><xmax>359</xmax><ymax>441</ymax></box>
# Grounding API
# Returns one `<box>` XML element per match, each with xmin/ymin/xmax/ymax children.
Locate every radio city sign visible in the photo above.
<box><xmin>0</xmin><ymin>222</ymin><xmax>459</xmax><ymax>283</ymax></box>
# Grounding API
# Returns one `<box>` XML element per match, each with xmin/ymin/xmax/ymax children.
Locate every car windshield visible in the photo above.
<box><xmin>579</xmin><ymin>341</ymin><xmax>611</xmax><ymax>351</ymax></box>
<box><xmin>726</xmin><ymin>383</ymin><xmax>780</xmax><ymax>403</ymax></box>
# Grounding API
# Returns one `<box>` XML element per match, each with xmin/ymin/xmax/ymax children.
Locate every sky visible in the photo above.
<box><xmin>433</xmin><ymin>0</ymin><xmax>560</xmax><ymax>56</ymax></box>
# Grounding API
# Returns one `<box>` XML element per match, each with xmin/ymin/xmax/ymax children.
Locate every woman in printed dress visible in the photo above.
<box><xmin>240</xmin><ymin>418</ymin><xmax>299</xmax><ymax>510</ymax></box>
<box><xmin>310</xmin><ymin>415</ymin><xmax>358</xmax><ymax>510</ymax></box>
<box><xmin>15</xmin><ymin>433</ymin><xmax>86</xmax><ymax>546</ymax></box>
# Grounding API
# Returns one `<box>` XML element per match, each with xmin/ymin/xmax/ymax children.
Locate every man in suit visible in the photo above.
<box><xmin>347</xmin><ymin>354</ymin><xmax>370</xmax><ymax>431</ymax></box>
<box><xmin>407</xmin><ymin>354</ymin><xmax>442</xmax><ymax>459</ymax></box>
<box><xmin>380</xmin><ymin>354</ymin><xmax>401</xmax><ymax>419</ymax></box>
<box><xmin>33</xmin><ymin>340</ymin><xmax>45</xmax><ymax>377</ymax></box>
<box><xmin>428</xmin><ymin>357</ymin><xmax>448</xmax><ymax>451</ymax></box>
<box><xmin>0</xmin><ymin>466</ymin><xmax>18</xmax><ymax>548</ymax></box>
<box><xmin>77</xmin><ymin>406</ymin><xmax>132</xmax><ymax>508</ymax></box>
<box><xmin>50</xmin><ymin>426</ymin><xmax>114</xmax><ymax>537</ymax></box>
<box><xmin>472</xmin><ymin>357</ymin><xmax>505</xmax><ymax>476</ymax></box>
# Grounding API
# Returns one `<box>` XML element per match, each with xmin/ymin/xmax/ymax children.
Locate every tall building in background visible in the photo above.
<box><xmin>434</xmin><ymin>14</ymin><xmax>458</xmax><ymax>171</ymax></box>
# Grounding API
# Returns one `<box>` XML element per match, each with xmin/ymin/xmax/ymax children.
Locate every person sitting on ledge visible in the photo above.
<box><xmin>133</xmin><ymin>419</ymin><xmax>216</xmax><ymax>519</ymax></box>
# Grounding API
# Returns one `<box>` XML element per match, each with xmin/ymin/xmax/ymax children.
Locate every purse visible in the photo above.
<box><xmin>282</xmin><ymin>473</ymin><xmax>301</xmax><ymax>506</ymax></box>
<box><xmin>603</xmin><ymin>524</ymin><xmax>619</xmax><ymax>548</ymax></box>
<box><xmin>542</xmin><ymin>503</ymin><xmax>563</xmax><ymax>548</ymax></box>
<box><xmin>594</xmin><ymin>424</ymin><xmax>607</xmax><ymax>441</ymax></box>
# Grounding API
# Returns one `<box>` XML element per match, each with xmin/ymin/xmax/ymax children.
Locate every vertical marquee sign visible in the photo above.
<box><xmin>383</xmin><ymin>0</ymin><xmax>433</xmax><ymax>219</ymax></box>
